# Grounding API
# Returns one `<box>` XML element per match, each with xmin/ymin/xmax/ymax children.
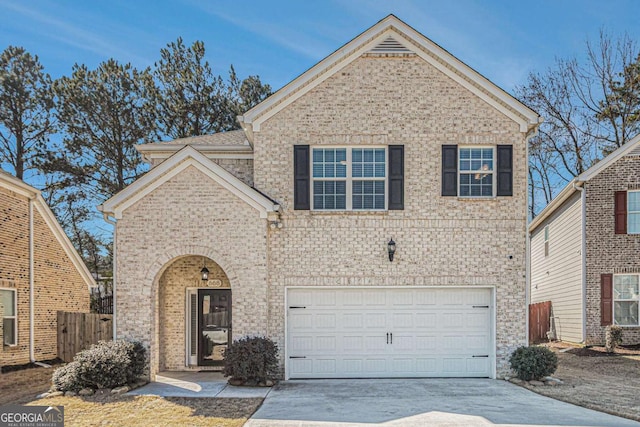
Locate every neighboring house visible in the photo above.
<box><xmin>0</xmin><ymin>170</ymin><xmax>93</xmax><ymax>367</ymax></box>
<box><xmin>530</xmin><ymin>134</ymin><xmax>640</xmax><ymax>345</ymax></box>
<box><xmin>99</xmin><ymin>15</ymin><xmax>540</xmax><ymax>380</ymax></box>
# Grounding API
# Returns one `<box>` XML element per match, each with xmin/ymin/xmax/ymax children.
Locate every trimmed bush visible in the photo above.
<box><xmin>605</xmin><ymin>325</ymin><xmax>623</xmax><ymax>353</ymax></box>
<box><xmin>509</xmin><ymin>345</ymin><xmax>558</xmax><ymax>381</ymax></box>
<box><xmin>223</xmin><ymin>336</ymin><xmax>278</xmax><ymax>383</ymax></box>
<box><xmin>52</xmin><ymin>340</ymin><xmax>145</xmax><ymax>391</ymax></box>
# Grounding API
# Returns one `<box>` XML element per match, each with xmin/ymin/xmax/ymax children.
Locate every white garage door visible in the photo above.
<box><xmin>286</xmin><ymin>287</ymin><xmax>493</xmax><ymax>379</ymax></box>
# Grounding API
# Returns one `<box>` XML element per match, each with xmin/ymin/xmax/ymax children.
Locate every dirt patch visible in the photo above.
<box><xmin>0</xmin><ymin>364</ymin><xmax>57</xmax><ymax>405</ymax></box>
<box><xmin>522</xmin><ymin>343</ymin><xmax>640</xmax><ymax>422</ymax></box>
<box><xmin>28</xmin><ymin>394</ymin><xmax>262</xmax><ymax>427</ymax></box>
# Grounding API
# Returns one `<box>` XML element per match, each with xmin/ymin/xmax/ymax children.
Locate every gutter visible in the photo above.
<box><xmin>573</xmin><ymin>181</ymin><xmax>587</xmax><ymax>344</ymax></box>
<box><xmin>102</xmin><ymin>213</ymin><xmax>117</xmax><ymax>340</ymax></box>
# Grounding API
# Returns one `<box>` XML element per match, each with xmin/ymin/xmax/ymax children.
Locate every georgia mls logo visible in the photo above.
<box><xmin>0</xmin><ymin>405</ymin><xmax>64</xmax><ymax>427</ymax></box>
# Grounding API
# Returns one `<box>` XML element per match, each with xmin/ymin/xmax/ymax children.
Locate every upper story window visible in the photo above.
<box><xmin>628</xmin><ymin>191</ymin><xmax>640</xmax><ymax>234</ymax></box>
<box><xmin>459</xmin><ymin>147</ymin><xmax>494</xmax><ymax>197</ymax></box>
<box><xmin>442</xmin><ymin>144</ymin><xmax>512</xmax><ymax>198</ymax></box>
<box><xmin>614</xmin><ymin>274</ymin><xmax>639</xmax><ymax>326</ymax></box>
<box><xmin>1</xmin><ymin>288</ymin><xmax>16</xmax><ymax>346</ymax></box>
<box><xmin>312</xmin><ymin>147</ymin><xmax>386</xmax><ymax>210</ymax></box>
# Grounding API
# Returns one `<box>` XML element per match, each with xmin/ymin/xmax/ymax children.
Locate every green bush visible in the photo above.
<box><xmin>509</xmin><ymin>345</ymin><xmax>558</xmax><ymax>381</ymax></box>
<box><xmin>52</xmin><ymin>340</ymin><xmax>145</xmax><ymax>391</ymax></box>
<box><xmin>223</xmin><ymin>336</ymin><xmax>278</xmax><ymax>383</ymax></box>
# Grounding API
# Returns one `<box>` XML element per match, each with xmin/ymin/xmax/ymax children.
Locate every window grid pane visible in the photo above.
<box><xmin>312</xmin><ymin>149</ymin><xmax>347</xmax><ymax>178</ymax></box>
<box><xmin>313</xmin><ymin>181</ymin><xmax>346</xmax><ymax>210</ymax></box>
<box><xmin>3</xmin><ymin>318</ymin><xmax>15</xmax><ymax>345</ymax></box>
<box><xmin>0</xmin><ymin>290</ymin><xmax>14</xmax><ymax>316</ymax></box>
<box><xmin>614</xmin><ymin>274</ymin><xmax>640</xmax><ymax>326</ymax></box>
<box><xmin>353</xmin><ymin>180</ymin><xmax>385</xmax><ymax>210</ymax></box>
<box><xmin>352</xmin><ymin>149</ymin><xmax>386</xmax><ymax>178</ymax></box>
<box><xmin>459</xmin><ymin>148</ymin><xmax>493</xmax><ymax>197</ymax></box>
<box><xmin>312</xmin><ymin>147</ymin><xmax>386</xmax><ymax>210</ymax></box>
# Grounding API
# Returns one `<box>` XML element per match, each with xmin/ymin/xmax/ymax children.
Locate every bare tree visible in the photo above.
<box><xmin>517</xmin><ymin>32</ymin><xmax>640</xmax><ymax>217</ymax></box>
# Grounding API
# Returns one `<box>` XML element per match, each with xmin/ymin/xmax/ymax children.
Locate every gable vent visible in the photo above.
<box><xmin>368</xmin><ymin>36</ymin><xmax>412</xmax><ymax>54</ymax></box>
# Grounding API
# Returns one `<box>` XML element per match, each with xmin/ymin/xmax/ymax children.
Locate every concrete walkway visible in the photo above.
<box><xmin>245</xmin><ymin>379</ymin><xmax>640</xmax><ymax>427</ymax></box>
<box><xmin>127</xmin><ymin>371</ymin><xmax>270</xmax><ymax>398</ymax></box>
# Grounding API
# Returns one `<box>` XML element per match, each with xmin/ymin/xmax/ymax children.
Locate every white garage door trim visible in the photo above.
<box><xmin>285</xmin><ymin>286</ymin><xmax>496</xmax><ymax>380</ymax></box>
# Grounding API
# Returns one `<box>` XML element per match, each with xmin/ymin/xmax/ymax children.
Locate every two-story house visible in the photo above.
<box><xmin>99</xmin><ymin>15</ymin><xmax>540</xmax><ymax>380</ymax></box>
<box><xmin>530</xmin><ymin>134</ymin><xmax>640</xmax><ymax>346</ymax></box>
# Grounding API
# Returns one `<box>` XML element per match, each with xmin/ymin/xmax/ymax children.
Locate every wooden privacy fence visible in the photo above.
<box><xmin>57</xmin><ymin>311</ymin><xmax>113</xmax><ymax>362</ymax></box>
<box><xmin>529</xmin><ymin>301</ymin><xmax>552</xmax><ymax>344</ymax></box>
<box><xmin>91</xmin><ymin>295</ymin><xmax>113</xmax><ymax>314</ymax></box>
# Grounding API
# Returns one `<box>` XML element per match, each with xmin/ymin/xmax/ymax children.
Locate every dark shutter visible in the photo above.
<box><xmin>293</xmin><ymin>145</ymin><xmax>310</xmax><ymax>210</ymax></box>
<box><xmin>496</xmin><ymin>145</ymin><xmax>513</xmax><ymax>196</ymax></box>
<box><xmin>601</xmin><ymin>274</ymin><xmax>613</xmax><ymax>326</ymax></box>
<box><xmin>441</xmin><ymin>145</ymin><xmax>457</xmax><ymax>196</ymax></box>
<box><xmin>615</xmin><ymin>191</ymin><xmax>627</xmax><ymax>234</ymax></box>
<box><xmin>388</xmin><ymin>145</ymin><xmax>404</xmax><ymax>210</ymax></box>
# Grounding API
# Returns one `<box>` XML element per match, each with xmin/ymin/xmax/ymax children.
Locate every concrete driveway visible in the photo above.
<box><xmin>245</xmin><ymin>379</ymin><xmax>640</xmax><ymax>427</ymax></box>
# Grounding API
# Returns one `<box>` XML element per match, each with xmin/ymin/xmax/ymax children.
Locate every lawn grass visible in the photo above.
<box><xmin>28</xmin><ymin>394</ymin><xmax>263</xmax><ymax>427</ymax></box>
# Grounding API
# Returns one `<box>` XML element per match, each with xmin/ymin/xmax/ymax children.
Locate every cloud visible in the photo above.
<box><xmin>185</xmin><ymin>0</ymin><xmax>335</xmax><ymax>60</ymax></box>
<box><xmin>0</xmin><ymin>1</ymin><xmax>153</xmax><ymax>65</ymax></box>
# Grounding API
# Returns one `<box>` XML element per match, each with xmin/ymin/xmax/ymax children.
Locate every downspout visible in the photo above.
<box><xmin>573</xmin><ymin>181</ymin><xmax>587</xmax><ymax>344</ymax></box>
<box><xmin>102</xmin><ymin>213</ymin><xmax>117</xmax><ymax>340</ymax></box>
<box><xmin>29</xmin><ymin>197</ymin><xmax>35</xmax><ymax>363</ymax></box>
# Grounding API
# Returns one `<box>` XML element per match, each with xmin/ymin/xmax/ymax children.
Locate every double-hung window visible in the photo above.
<box><xmin>312</xmin><ymin>147</ymin><xmax>386</xmax><ymax>210</ymax></box>
<box><xmin>628</xmin><ymin>191</ymin><xmax>640</xmax><ymax>234</ymax></box>
<box><xmin>1</xmin><ymin>289</ymin><xmax>16</xmax><ymax>346</ymax></box>
<box><xmin>614</xmin><ymin>274</ymin><xmax>640</xmax><ymax>326</ymax></box>
<box><xmin>459</xmin><ymin>147</ymin><xmax>494</xmax><ymax>197</ymax></box>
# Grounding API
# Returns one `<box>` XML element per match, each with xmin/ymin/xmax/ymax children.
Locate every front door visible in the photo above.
<box><xmin>198</xmin><ymin>289</ymin><xmax>232</xmax><ymax>366</ymax></box>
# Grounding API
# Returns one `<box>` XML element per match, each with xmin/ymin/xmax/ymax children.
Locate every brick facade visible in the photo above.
<box><xmin>115</xmin><ymin>165</ymin><xmax>268</xmax><ymax>378</ymax></box>
<box><xmin>0</xmin><ymin>185</ymin><xmax>90</xmax><ymax>367</ymax></box>
<box><xmin>256</xmin><ymin>55</ymin><xmax>528</xmax><ymax>377</ymax></box>
<box><xmin>113</xmin><ymin>50</ymin><xmax>530</xmax><ymax>379</ymax></box>
<box><xmin>585</xmin><ymin>155</ymin><xmax>640</xmax><ymax>344</ymax></box>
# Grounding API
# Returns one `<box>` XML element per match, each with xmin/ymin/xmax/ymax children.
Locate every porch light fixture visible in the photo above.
<box><xmin>200</xmin><ymin>257</ymin><xmax>209</xmax><ymax>281</ymax></box>
<box><xmin>388</xmin><ymin>238</ymin><xmax>396</xmax><ymax>262</ymax></box>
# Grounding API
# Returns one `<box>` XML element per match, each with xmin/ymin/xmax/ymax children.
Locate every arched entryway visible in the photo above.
<box><xmin>157</xmin><ymin>255</ymin><xmax>231</xmax><ymax>371</ymax></box>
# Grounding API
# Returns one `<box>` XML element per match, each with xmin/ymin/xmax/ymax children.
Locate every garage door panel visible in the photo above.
<box><xmin>391</xmin><ymin>312</ymin><xmax>414</xmax><ymax>328</ymax></box>
<box><xmin>315</xmin><ymin>313</ymin><xmax>336</xmax><ymax>328</ymax></box>
<box><xmin>415</xmin><ymin>313</ymin><xmax>437</xmax><ymax>328</ymax></box>
<box><xmin>287</xmin><ymin>288</ymin><xmax>493</xmax><ymax>378</ymax></box>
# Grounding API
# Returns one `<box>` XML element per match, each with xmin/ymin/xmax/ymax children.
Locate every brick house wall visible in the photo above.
<box><xmin>115</xmin><ymin>165</ymin><xmax>269</xmax><ymax>378</ymax></box>
<box><xmin>0</xmin><ymin>185</ymin><xmax>90</xmax><ymax>367</ymax></box>
<box><xmin>585</xmin><ymin>155</ymin><xmax>640</xmax><ymax>344</ymax></box>
<box><xmin>254</xmin><ymin>55</ymin><xmax>528</xmax><ymax>377</ymax></box>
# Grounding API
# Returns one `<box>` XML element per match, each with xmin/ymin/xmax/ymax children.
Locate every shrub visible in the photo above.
<box><xmin>52</xmin><ymin>340</ymin><xmax>145</xmax><ymax>391</ymax></box>
<box><xmin>509</xmin><ymin>345</ymin><xmax>558</xmax><ymax>381</ymax></box>
<box><xmin>223</xmin><ymin>336</ymin><xmax>278</xmax><ymax>383</ymax></box>
<box><xmin>605</xmin><ymin>325</ymin><xmax>623</xmax><ymax>353</ymax></box>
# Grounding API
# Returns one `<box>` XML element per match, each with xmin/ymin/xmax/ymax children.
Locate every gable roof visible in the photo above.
<box><xmin>98</xmin><ymin>146</ymin><xmax>280</xmax><ymax>219</ymax></box>
<box><xmin>238</xmin><ymin>14</ymin><xmax>541</xmax><ymax>142</ymax></box>
<box><xmin>0</xmin><ymin>170</ymin><xmax>96</xmax><ymax>289</ymax></box>
<box><xmin>529</xmin><ymin>134</ymin><xmax>640</xmax><ymax>233</ymax></box>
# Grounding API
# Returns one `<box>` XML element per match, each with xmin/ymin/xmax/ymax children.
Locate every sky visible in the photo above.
<box><xmin>2</xmin><ymin>0</ymin><xmax>640</xmax><ymax>95</ymax></box>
